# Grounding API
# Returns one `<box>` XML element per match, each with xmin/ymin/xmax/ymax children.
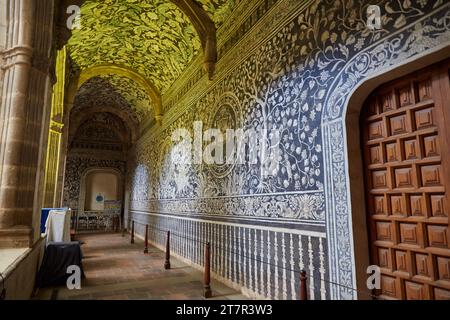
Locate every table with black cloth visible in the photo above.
<box><xmin>36</xmin><ymin>242</ymin><xmax>85</xmax><ymax>288</ymax></box>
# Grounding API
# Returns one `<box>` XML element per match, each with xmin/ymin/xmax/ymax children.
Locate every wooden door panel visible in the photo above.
<box><xmin>361</xmin><ymin>60</ymin><xmax>450</xmax><ymax>300</ymax></box>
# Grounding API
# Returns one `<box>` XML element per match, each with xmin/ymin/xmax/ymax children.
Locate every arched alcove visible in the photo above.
<box><xmin>84</xmin><ymin>171</ymin><xmax>120</xmax><ymax>211</ymax></box>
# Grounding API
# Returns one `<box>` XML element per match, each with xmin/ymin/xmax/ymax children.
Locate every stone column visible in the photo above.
<box><xmin>26</xmin><ymin>0</ymin><xmax>58</xmax><ymax>245</ymax></box>
<box><xmin>0</xmin><ymin>0</ymin><xmax>35</xmax><ymax>247</ymax></box>
<box><xmin>0</xmin><ymin>0</ymin><xmax>57</xmax><ymax>247</ymax></box>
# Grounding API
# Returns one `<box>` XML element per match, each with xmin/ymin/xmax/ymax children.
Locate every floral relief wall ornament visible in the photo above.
<box><xmin>123</xmin><ymin>0</ymin><xmax>450</xmax><ymax>299</ymax></box>
<box><xmin>129</xmin><ymin>0</ymin><xmax>450</xmax><ymax>220</ymax></box>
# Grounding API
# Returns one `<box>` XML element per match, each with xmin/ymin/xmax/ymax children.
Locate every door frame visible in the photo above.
<box><xmin>343</xmin><ymin>46</ymin><xmax>450</xmax><ymax>299</ymax></box>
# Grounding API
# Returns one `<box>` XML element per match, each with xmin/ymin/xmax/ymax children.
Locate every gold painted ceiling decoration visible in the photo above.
<box><xmin>68</xmin><ymin>0</ymin><xmax>202</xmax><ymax>93</ymax></box>
<box><xmin>68</xmin><ymin>0</ymin><xmax>237</xmax><ymax>126</ymax></box>
<box><xmin>100</xmin><ymin>74</ymin><xmax>153</xmax><ymax>118</ymax></box>
<box><xmin>73</xmin><ymin>76</ymin><xmax>151</xmax><ymax>123</ymax></box>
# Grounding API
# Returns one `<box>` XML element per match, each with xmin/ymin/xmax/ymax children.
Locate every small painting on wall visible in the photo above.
<box><xmin>95</xmin><ymin>193</ymin><xmax>104</xmax><ymax>203</ymax></box>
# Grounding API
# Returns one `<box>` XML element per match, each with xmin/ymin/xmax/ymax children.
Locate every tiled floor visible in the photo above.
<box><xmin>34</xmin><ymin>232</ymin><xmax>248</xmax><ymax>300</ymax></box>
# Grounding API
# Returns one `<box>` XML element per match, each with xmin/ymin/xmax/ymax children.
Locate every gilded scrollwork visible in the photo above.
<box><xmin>129</xmin><ymin>0</ymin><xmax>450</xmax><ymax>226</ymax></box>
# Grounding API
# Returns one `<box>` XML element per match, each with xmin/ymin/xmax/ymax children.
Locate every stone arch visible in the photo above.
<box><xmin>171</xmin><ymin>0</ymin><xmax>217</xmax><ymax>79</ymax></box>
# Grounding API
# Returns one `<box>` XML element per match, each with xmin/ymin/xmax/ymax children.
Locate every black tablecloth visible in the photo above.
<box><xmin>36</xmin><ymin>242</ymin><xmax>85</xmax><ymax>288</ymax></box>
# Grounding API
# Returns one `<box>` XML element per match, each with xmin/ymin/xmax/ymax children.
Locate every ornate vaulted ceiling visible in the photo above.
<box><xmin>73</xmin><ymin>76</ymin><xmax>150</xmax><ymax>123</ymax></box>
<box><xmin>68</xmin><ymin>0</ymin><xmax>237</xmax><ymax>126</ymax></box>
<box><xmin>71</xmin><ymin>112</ymin><xmax>132</xmax><ymax>152</ymax></box>
<box><xmin>101</xmin><ymin>74</ymin><xmax>154</xmax><ymax>118</ymax></box>
<box><xmin>68</xmin><ymin>0</ymin><xmax>235</xmax><ymax>91</ymax></box>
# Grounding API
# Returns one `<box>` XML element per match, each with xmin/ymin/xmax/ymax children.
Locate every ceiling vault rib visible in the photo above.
<box><xmin>171</xmin><ymin>0</ymin><xmax>217</xmax><ymax>80</ymax></box>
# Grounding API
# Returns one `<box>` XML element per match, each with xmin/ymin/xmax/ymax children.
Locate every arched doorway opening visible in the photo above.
<box><xmin>76</xmin><ymin>168</ymin><xmax>123</xmax><ymax>232</ymax></box>
<box><xmin>345</xmin><ymin>51</ymin><xmax>450</xmax><ymax>299</ymax></box>
<box><xmin>359</xmin><ymin>59</ymin><xmax>450</xmax><ymax>300</ymax></box>
<box><xmin>63</xmin><ymin>111</ymin><xmax>130</xmax><ymax>233</ymax></box>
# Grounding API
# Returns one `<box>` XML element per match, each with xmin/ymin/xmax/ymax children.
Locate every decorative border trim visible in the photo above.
<box><xmin>322</xmin><ymin>5</ymin><xmax>450</xmax><ymax>300</ymax></box>
<box><xmin>131</xmin><ymin>191</ymin><xmax>325</xmax><ymax>222</ymax></box>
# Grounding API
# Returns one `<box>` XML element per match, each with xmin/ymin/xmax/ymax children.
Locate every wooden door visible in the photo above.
<box><xmin>361</xmin><ymin>60</ymin><xmax>450</xmax><ymax>300</ymax></box>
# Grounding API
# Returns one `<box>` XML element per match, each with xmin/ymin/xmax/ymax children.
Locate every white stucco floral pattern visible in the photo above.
<box><xmin>127</xmin><ymin>0</ymin><xmax>450</xmax><ymax>300</ymax></box>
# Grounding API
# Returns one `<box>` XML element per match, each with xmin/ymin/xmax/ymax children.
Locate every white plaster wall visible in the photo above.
<box><xmin>85</xmin><ymin>172</ymin><xmax>119</xmax><ymax>210</ymax></box>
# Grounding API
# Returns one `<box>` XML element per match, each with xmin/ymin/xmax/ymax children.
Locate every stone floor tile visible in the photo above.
<box><xmin>34</xmin><ymin>232</ymin><xmax>248</xmax><ymax>300</ymax></box>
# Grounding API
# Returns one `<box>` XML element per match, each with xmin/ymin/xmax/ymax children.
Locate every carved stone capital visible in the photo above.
<box><xmin>50</xmin><ymin>120</ymin><xmax>64</xmax><ymax>133</ymax></box>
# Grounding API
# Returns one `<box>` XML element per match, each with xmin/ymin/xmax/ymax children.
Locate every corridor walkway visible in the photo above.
<box><xmin>35</xmin><ymin>233</ymin><xmax>247</xmax><ymax>300</ymax></box>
